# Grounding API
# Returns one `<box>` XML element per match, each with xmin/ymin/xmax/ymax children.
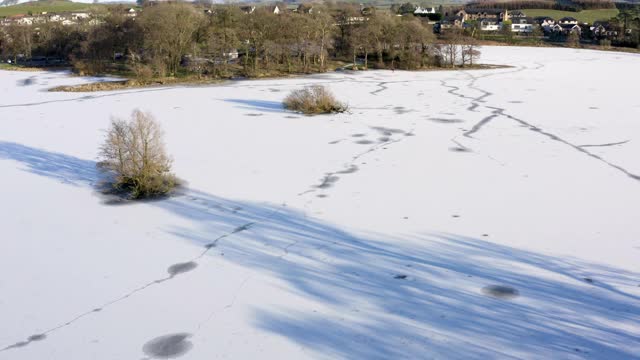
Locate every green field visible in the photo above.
<box><xmin>0</xmin><ymin>0</ymin><xmax>104</xmax><ymax>17</ymax></box>
<box><xmin>521</xmin><ymin>8</ymin><xmax>619</xmax><ymax>23</ymax></box>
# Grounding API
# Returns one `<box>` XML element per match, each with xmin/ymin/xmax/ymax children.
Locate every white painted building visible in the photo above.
<box><xmin>511</xmin><ymin>18</ymin><xmax>534</xmax><ymax>33</ymax></box>
<box><xmin>71</xmin><ymin>12</ymin><xmax>90</xmax><ymax>20</ymax></box>
<box><xmin>414</xmin><ymin>6</ymin><xmax>436</xmax><ymax>15</ymax></box>
<box><xmin>479</xmin><ymin>19</ymin><xmax>501</xmax><ymax>31</ymax></box>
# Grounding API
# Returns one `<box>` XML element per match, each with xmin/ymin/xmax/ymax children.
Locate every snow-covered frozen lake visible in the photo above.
<box><xmin>1</xmin><ymin>46</ymin><xmax>639</xmax><ymax>359</ymax></box>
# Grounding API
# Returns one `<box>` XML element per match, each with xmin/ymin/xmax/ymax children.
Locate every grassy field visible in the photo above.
<box><xmin>0</xmin><ymin>0</ymin><xmax>104</xmax><ymax>17</ymax></box>
<box><xmin>522</xmin><ymin>8</ymin><xmax>619</xmax><ymax>23</ymax></box>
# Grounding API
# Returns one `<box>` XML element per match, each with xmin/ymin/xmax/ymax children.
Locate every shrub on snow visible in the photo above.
<box><xmin>99</xmin><ymin>110</ymin><xmax>177</xmax><ymax>199</ymax></box>
<box><xmin>283</xmin><ymin>85</ymin><xmax>348</xmax><ymax>115</ymax></box>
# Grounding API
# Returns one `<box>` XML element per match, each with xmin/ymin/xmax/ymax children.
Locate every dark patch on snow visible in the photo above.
<box><xmin>18</xmin><ymin>77</ymin><xmax>37</xmax><ymax>86</ymax></box>
<box><xmin>355</xmin><ymin>139</ymin><xmax>374</xmax><ymax>145</ymax></box>
<box><xmin>378</xmin><ymin>137</ymin><xmax>390</xmax><ymax>142</ymax></box>
<box><xmin>583</xmin><ymin>277</ymin><xmax>594</xmax><ymax>284</ymax></box>
<box><xmin>233</xmin><ymin>223</ymin><xmax>253</xmax><ymax>233</ymax></box>
<box><xmin>317</xmin><ymin>175</ymin><xmax>340</xmax><ymax>189</ymax></box>
<box><xmin>337</xmin><ymin>165</ymin><xmax>358</xmax><ymax>174</ymax></box>
<box><xmin>142</xmin><ymin>333</ymin><xmax>193</xmax><ymax>359</ymax></box>
<box><xmin>167</xmin><ymin>262</ymin><xmax>198</xmax><ymax>277</ymax></box>
<box><xmin>393</xmin><ymin>106</ymin><xmax>412</xmax><ymax>114</ymax></box>
<box><xmin>351</xmin><ymin>133</ymin><xmax>366</xmax><ymax>137</ymax></box>
<box><xmin>482</xmin><ymin>285</ymin><xmax>519</xmax><ymax>299</ymax></box>
<box><xmin>27</xmin><ymin>334</ymin><xmax>46</xmax><ymax>342</ymax></box>
<box><xmin>245</xmin><ymin>113</ymin><xmax>264</xmax><ymax>117</ymax></box>
<box><xmin>428</xmin><ymin>118</ymin><xmax>464</xmax><ymax>124</ymax></box>
<box><xmin>450</xmin><ymin>147</ymin><xmax>471</xmax><ymax>153</ymax></box>
<box><xmin>372</xmin><ymin>126</ymin><xmax>405</xmax><ymax>134</ymax></box>
<box><xmin>394</xmin><ymin>274</ymin><xmax>408</xmax><ymax>280</ymax></box>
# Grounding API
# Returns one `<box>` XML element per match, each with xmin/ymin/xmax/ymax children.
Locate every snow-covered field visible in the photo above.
<box><xmin>1</xmin><ymin>46</ymin><xmax>639</xmax><ymax>359</ymax></box>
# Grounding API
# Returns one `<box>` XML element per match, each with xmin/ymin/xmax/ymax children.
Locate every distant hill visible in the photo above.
<box><xmin>0</xmin><ymin>0</ymin><xmax>132</xmax><ymax>7</ymax></box>
<box><xmin>0</xmin><ymin>0</ymin><xmax>112</xmax><ymax>17</ymax></box>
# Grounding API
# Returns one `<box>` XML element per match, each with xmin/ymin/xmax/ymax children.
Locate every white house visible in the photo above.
<box><xmin>538</xmin><ymin>17</ymin><xmax>555</xmax><ymax>31</ymax></box>
<box><xmin>16</xmin><ymin>16</ymin><xmax>35</xmax><ymax>25</ymax></box>
<box><xmin>49</xmin><ymin>14</ymin><xmax>65</xmax><ymax>22</ymax></box>
<box><xmin>511</xmin><ymin>18</ymin><xmax>534</xmax><ymax>33</ymax></box>
<box><xmin>125</xmin><ymin>8</ymin><xmax>137</xmax><ymax>18</ymax></box>
<box><xmin>558</xmin><ymin>17</ymin><xmax>578</xmax><ymax>25</ymax></box>
<box><xmin>240</xmin><ymin>6</ymin><xmax>256</xmax><ymax>14</ymax></box>
<box><xmin>414</xmin><ymin>6</ymin><xmax>436</xmax><ymax>15</ymax></box>
<box><xmin>550</xmin><ymin>23</ymin><xmax>581</xmax><ymax>35</ymax></box>
<box><xmin>71</xmin><ymin>12</ymin><xmax>90</xmax><ymax>21</ymax></box>
<box><xmin>479</xmin><ymin>18</ymin><xmax>500</xmax><ymax>31</ymax></box>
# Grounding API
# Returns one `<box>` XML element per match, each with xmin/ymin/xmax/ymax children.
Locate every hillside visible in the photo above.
<box><xmin>0</xmin><ymin>0</ymin><xmax>108</xmax><ymax>17</ymax></box>
<box><xmin>522</xmin><ymin>8</ymin><xmax>619</xmax><ymax>22</ymax></box>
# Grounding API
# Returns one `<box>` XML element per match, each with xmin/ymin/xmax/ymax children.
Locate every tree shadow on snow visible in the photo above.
<box><xmin>1</xmin><ymin>141</ymin><xmax>639</xmax><ymax>359</ymax></box>
<box><xmin>223</xmin><ymin>99</ymin><xmax>285</xmax><ymax>113</ymax></box>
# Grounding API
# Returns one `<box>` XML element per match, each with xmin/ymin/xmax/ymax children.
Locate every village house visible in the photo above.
<box><xmin>435</xmin><ymin>15</ymin><xmax>463</xmax><ymax>32</ymax></box>
<box><xmin>508</xmin><ymin>10</ymin><xmax>527</xmax><ymax>20</ymax></box>
<box><xmin>0</xmin><ymin>11</ymin><xmax>97</xmax><ymax>27</ymax></box>
<box><xmin>267</xmin><ymin>5</ymin><xmax>281</xmax><ymax>15</ymax></box>
<box><xmin>5</xmin><ymin>15</ymin><xmax>35</xmax><ymax>25</ymax></box>
<box><xmin>590</xmin><ymin>21</ymin><xmax>618</xmax><ymax>39</ymax></box>
<box><xmin>511</xmin><ymin>17</ymin><xmax>534</xmax><ymax>33</ymax></box>
<box><xmin>535</xmin><ymin>16</ymin><xmax>556</xmax><ymax>31</ymax></box>
<box><xmin>297</xmin><ymin>4</ymin><xmax>313</xmax><ymax>14</ymax></box>
<box><xmin>125</xmin><ymin>8</ymin><xmax>138</xmax><ymax>18</ymax></box>
<box><xmin>414</xmin><ymin>6</ymin><xmax>436</xmax><ymax>16</ymax></box>
<box><xmin>48</xmin><ymin>14</ymin><xmax>65</xmax><ymax>22</ymax></box>
<box><xmin>240</xmin><ymin>6</ymin><xmax>256</xmax><ymax>14</ymax></box>
<box><xmin>558</xmin><ymin>17</ymin><xmax>578</xmax><ymax>25</ymax></box>
<box><xmin>479</xmin><ymin>18</ymin><xmax>501</xmax><ymax>31</ymax></box>
<box><xmin>458</xmin><ymin>8</ymin><xmax>512</xmax><ymax>22</ymax></box>
<box><xmin>71</xmin><ymin>12</ymin><xmax>90</xmax><ymax>21</ymax></box>
<box><xmin>550</xmin><ymin>23</ymin><xmax>581</xmax><ymax>35</ymax></box>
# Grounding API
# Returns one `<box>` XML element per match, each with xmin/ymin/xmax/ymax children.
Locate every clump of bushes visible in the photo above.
<box><xmin>283</xmin><ymin>85</ymin><xmax>348</xmax><ymax>115</ymax></box>
<box><xmin>99</xmin><ymin>110</ymin><xmax>177</xmax><ymax>199</ymax></box>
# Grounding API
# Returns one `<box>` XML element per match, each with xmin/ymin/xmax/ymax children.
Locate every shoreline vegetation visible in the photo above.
<box><xmin>1</xmin><ymin>1</ymin><xmax>638</xmax><ymax>92</ymax></box>
<box><xmin>0</xmin><ymin>2</ymin><xmax>500</xmax><ymax>92</ymax></box>
<box><xmin>45</xmin><ymin>64</ymin><xmax>511</xmax><ymax>93</ymax></box>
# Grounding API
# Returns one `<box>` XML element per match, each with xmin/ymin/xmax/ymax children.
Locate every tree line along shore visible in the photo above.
<box><xmin>1</xmin><ymin>1</ymin><xmax>638</xmax><ymax>88</ymax></box>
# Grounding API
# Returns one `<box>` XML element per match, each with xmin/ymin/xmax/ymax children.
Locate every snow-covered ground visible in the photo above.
<box><xmin>1</xmin><ymin>47</ymin><xmax>639</xmax><ymax>359</ymax></box>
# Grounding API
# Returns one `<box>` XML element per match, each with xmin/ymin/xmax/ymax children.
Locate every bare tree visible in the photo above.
<box><xmin>139</xmin><ymin>3</ymin><xmax>204</xmax><ymax>75</ymax></box>
<box><xmin>3</xmin><ymin>24</ymin><xmax>32</xmax><ymax>63</ymax></box>
<box><xmin>440</xmin><ymin>30</ymin><xmax>463</xmax><ymax>68</ymax></box>
<box><xmin>99</xmin><ymin>110</ymin><xmax>176</xmax><ymax>198</ymax></box>
<box><xmin>461</xmin><ymin>37</ymin><xmax>481</xmax><ymax>67</ymax></box>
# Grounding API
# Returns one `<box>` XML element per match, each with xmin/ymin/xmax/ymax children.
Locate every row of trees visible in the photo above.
<box><xmin>1</xmin><ymin>2</ymin><xmax>481</xmax><ymax>78</ymax></box>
